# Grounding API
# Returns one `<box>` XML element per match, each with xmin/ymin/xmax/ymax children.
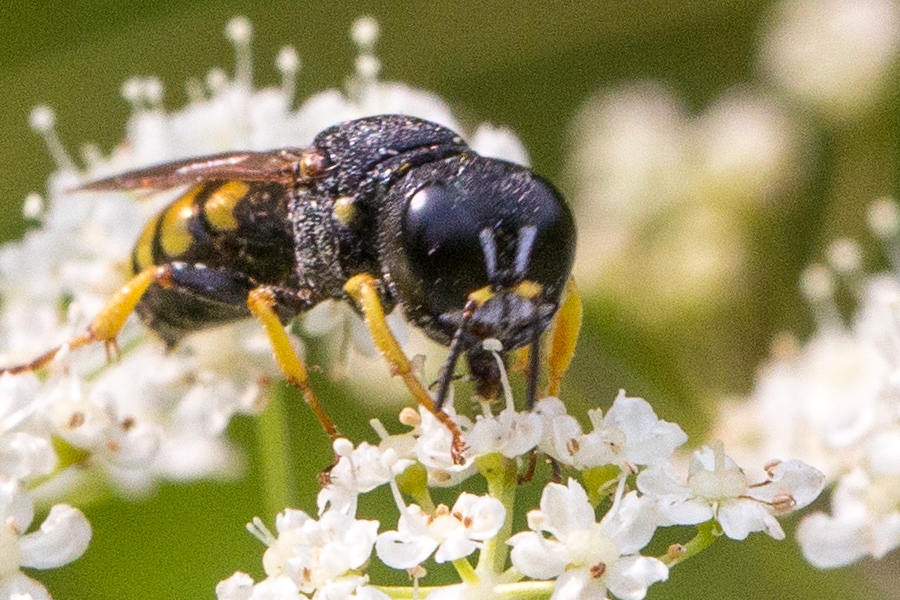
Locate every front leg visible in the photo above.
<box><xmin>343</xmin><ymin>273</ymin><xmax>467</xmax><ymax>464</ymax></box>
<box><xmin>546</xmin><ymin>278</ymin><xmax>582</xmax><ymax>398</ymax></box>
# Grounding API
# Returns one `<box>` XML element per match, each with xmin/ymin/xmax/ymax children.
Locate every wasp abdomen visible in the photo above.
<box><xmin>131</xmin><ymin>180</ymin><xmax>295</xmax><ymax>282</ymax></box>
<box><xmin>131</xmin><ymin>179</ymin><xmax>297</xmax><ymax>344</ymax></box>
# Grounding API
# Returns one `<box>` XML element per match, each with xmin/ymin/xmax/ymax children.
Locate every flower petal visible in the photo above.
<box><xmin>606</xmin><ymin>555</ymin><xmax>668</xmax><ymax>600</ymax></box>
<box><xmin>0</xmin><ymin>572</ymin><xmax>52</xmax><ymax>600</ymax></box>
<box><xmin>19</xmin><ymin>504</ymin><xmax>92</xmax><ymax>569</ymax></box>
<box><xmin>375</xmin><ymin>530</ymin><xmax>437</xmax><ymax>569</ymax></box>
<box><xmin>508</xmin><ymin>531</ymin><xmax>568</xmax><ymax>579</ymax></box>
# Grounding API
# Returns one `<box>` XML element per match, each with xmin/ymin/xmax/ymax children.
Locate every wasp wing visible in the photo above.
<box><xmin>78</xmin><ymin>148</ymin><xmax>309</xmax><ymax>191</ymax></box>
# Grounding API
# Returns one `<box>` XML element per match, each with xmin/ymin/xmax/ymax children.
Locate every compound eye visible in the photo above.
<box><xmin>402</xmin><ymin>184</ymin><xmax>488</xmax><ymax>315</ymax></box>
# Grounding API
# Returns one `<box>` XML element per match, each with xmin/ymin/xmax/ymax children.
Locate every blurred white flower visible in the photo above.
<box><xmin>0</xmin><ymin>478</ymin><xmax>91</xmax><ymax>598</ymax></box>
<box><xmin>716</xmin><ymin>198</ymin><xmax>900</xmax><ymax>567</ymax></box>
<box><xmin>567</xmin><ymin>82</ymin><xmax>802</xmax><ymax>320</ymax></box>
<box><xmin>760</xmin><ymin>0</ymin><xmax>900</xmax><ymax>122</ymax></box>
<box><xmin>797</xmin><ymin>468</ymin><xmax>900</xmax><ymax>567</ymax></box>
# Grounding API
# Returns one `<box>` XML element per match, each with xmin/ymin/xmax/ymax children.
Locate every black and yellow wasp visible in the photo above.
<box><xmin>3</xmin><ymin>114</ymin><xmax>580</xmax><ymax>461</ymax></box>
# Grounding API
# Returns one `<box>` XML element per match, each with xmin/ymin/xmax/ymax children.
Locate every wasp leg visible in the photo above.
<box><xmin>546</xmin><ymin>278</ymin><xmax>583</xmax><ymax>398</ymax></box>
<box><xmin>247</xmin><ymin>287</ymin><xmax>338</xmax><ymax>441</ymax></box>
<box><xmin>0</xmin><ymin>266</ymin><xmax>170</xmax><ymax>374</ymax></box>
<box><xmin>343</xmin><ymin>273</ymin><xmax>467</xmax><ymax>464</ymax></box>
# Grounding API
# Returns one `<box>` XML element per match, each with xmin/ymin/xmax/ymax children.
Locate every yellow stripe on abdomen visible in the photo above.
<box><xmin>131</xmin><ymin>213</ymin><xmax>161</xmax><ymax>274</ymax></box>
<box><xmin>158</xmin><ymin>187</ymin><xmax>202</xmax><ymax>258</ymax></box>
<box><xmin>203</xmin><ymin>180</ymin><xmax>250</xmax><ymax>232</ymax></box>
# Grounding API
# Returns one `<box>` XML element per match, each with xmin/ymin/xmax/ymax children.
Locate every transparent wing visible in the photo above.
<box><xmin>79</xmin><ymin>148</ymin><xmax>309</xmax><ymax>191</ymax></box>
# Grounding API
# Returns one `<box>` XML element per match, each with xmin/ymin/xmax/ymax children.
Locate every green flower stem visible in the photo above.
<box><xmin>256</xmin><ymin>386</ymin><xmax>295</xmax><ymax>518</ymax></box>
<box><xmin>453</xmin><ymin>557</ymin><xmax>480</xmax><ymax>585</ymax></box>
<box><xmin>494</xmin><ymin>580</ymin><xmax>554</xmax><ymax>599</ymax></box>
<box><xmin>660</xmin><ymin>520</ymin><xmax>722</xmax><ymax>567</ymax></box>
<box><xmin>377</xmin><ymin>580</ymin><xmax>553</xmax><ymax>599</ymax></box>
<box><xmin>28</xmin><ymin>436</ymin><xmax>93</xmax><ymax>498</ymax></box>
<box><xmin>476</xmin><ymin>453</ymin><xmax>519</xmax><ymax>576</ymax></box>
<box><xmin>375</xmin><ymin>585</ymin><xmax>439</xmax><ymax>599</ymax></box>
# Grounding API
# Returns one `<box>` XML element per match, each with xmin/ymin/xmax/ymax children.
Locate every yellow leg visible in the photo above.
<box><xmin>1</xmin><ymin>266</ymin><xmax>164</xmax><ymax>374</ymax></box>
<box><xmin>343</xmin><ymin>273</ymin><xmax>466</xmax><ymax>464</ymax></box>
<box><xmin>546</xmin><ymin>278</ymin><xmax>582</xmax><ymax>397</ymax></box>
<box><xmin>247</xmin><ymin>287</ymin><xmax>339</xmax><ymax>441</ymax></box>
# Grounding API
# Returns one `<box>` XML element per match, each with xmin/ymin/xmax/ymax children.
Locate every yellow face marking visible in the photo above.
<box><xmin>159</xmin><ymin>187</ymin><xmax>201</xmax><ymax>257</ymax></box>
<box><xmin>132</xmin><ymin>214</ymin><xmax>161</xmax><ymax>273</ymax></box>
<box><xmin>468</xmin><ymin>285</ymin><xmax>495</xmax><ymax>307</ymax></box>
<box><xmin>203</xmin><ymin>180</ymin><xmax>249</xmax><ymax>232</ymax></box>
<box><xmin>333</xmin><ymin>196</ymin><xmax>356</xmax><ymax>225</ymax></box>
<box><xmin>515</xmin><ymin>280</ymin><xmax>543</xmax><ymax>299</ymax></box>
<box><xmin>467</xmin><ymin>280</ymin><xmax>542</xmax><ymax>306</ymax></box>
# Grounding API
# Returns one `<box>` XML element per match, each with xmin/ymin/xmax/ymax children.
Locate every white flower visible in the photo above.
<box><xmin>0</xmin><ymin>478</ymin><xmax>92</xmax><ymax>596</ymax></box>
<box><xmin>412</xmin><ymin>406</ymin><xmax>476</xmax><ymax>487</ymax></box>
<box><xmin>260</xmin><ymin>507</ymin><xmax>379</xmax><ymax>595</ymax></box>
<box><xmin>0</xmin><ymin>432</ymin><xmax>55</xmax><ymax>481</ymax></box>
<box><xmin>465</xmin><ymin>362</ymin><xmax>543</xmax><ymax>459</ymax></box>
<box><xmin>466</xmin><ymin>406</ymin><xmax>543</xmax><ymax>459</ymax></box>
<box><xmin>317</xmin><ymin>437</ymin><xmax>415</xmax><ymax>516</ymax></box>
<box><xmin>638</xmin><ymin>444</ymin><xmax>825</xmax><ymax>540</ymax></box>
<box><xmin>760</xmin><ymin>0</ymin><xmax>900</xmax><ymax>121</ymax></box>
<box><xmin>535</xmin><ymin>391</ymin><xmax>686</xmax><ymax>470</ymax></box>
<box><xmin>375</xmin><ymin>492</ymin><xmax>505</xmax><ymax>569</ymax></box>
<box><xmin>217</xmin><ymin>572</ymin><xmax>303</xmax><ymax>600</ymax></box>
<box><xmin>508</xmin><ymin>479</ymin><xmax>667</xmax><ymax>600</ymax></box>
<box><xmin>216</xmin><ymin>572</ymin><xmax>255</xmax><ymax>600</ymax></box>
<box><xmin>796</xmin><ymin>468</ymin><xmax>900</xmax><ymax>568</ymax></box>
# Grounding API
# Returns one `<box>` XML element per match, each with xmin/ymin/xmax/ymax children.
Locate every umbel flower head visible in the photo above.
<box><xmin>223</xmin><ymin>386</ymin><xmax>823</xmax><ymax>600</ymax></box>
<box><xmin>714</xmin><ymin>198</ymin><xmax>900</xmax><ymax>568</ymax></box>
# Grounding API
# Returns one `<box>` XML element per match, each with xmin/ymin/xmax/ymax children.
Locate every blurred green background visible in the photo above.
<box><xmin>2</xmin><ymin>0</ymin><xmax>897</xmax><ymax>598</ymax></box>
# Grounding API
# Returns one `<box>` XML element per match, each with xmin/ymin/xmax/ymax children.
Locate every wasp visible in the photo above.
<box><xmin>3</xmin><ymin>115</ymin><xmax>581</xmax><ymax>462</ymax></box>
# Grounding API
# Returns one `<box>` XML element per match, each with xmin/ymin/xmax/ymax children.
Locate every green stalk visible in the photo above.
<box><xmin>256</xmin><ymin>386</ymin><xmax>296</xmax><ymax>517</ymax></box>
<box><xmin>476</xmin><ymin>453</ymin><xmax>519</xmax><ymax>576</ymax></box>
<box><xmin>660</xmin><ymin>520</ymin><xmax>721</xmax><ymax>567</ymax></box>
<box><xmin>453</xmin><ymin>557</ymin><xmax>480</xmax><ymax>585</ymax></box>
<box><xmin>375</xmin><ymin>586</ymin><xmax>438</xmax><ymax>599</ymax></box>
<box><xmin>493</xmin><ymin>580</ymin><xmax>554</xmax><ymax>599</ymax></box>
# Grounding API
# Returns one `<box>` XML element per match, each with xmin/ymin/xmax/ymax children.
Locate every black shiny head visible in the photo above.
<box><xmin>380</xmin><ymin>153</ymin><xmax>575</xmax><ymax>401</ymax></box>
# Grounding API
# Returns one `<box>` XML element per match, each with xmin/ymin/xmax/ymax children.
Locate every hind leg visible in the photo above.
<box><xmin>2</xmin><ymin>263</ymin><xmax>338</xmax><ymax>440</ymax></box>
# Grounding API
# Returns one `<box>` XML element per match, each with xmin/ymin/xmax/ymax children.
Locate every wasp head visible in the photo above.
<box><xmin>381</xmin><ymin>155</ymin><xmax>576</xmax><ymax>402</ymax></box>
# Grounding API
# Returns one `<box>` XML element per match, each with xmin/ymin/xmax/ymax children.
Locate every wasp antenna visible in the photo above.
<box><xmin>478</xmin><ymin>228</ymin><xmax>499</xmax><ymax>282</ymax></box>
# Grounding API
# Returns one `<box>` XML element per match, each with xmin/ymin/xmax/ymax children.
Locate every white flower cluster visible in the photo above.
<box><xmin>1</xmin><ymin>13</ymin><xmax>831</xmax><ymax>599</ymax></box>
<box><xmin>714</xmin><ymin>199</ymin><xmax>900</xmax><ymax>568</ymax></box>
<box><xmin>568</xmin><ymin>0</ymin><xmax>900</xmax><ymax>327</ymax></box>
<box><xmin>219</xmin><ymin>378</ymin><xmax>824</xmax><ymax>600</ymax></box>
<box><xmin>0</xmin><ymin>15</ymin><xmax>530</xmax><ymax>597</ymax></box>
<box><xmin>759</xmin><ymin>0</ymin><xmax>900</xmax><ymax>123</ymax></box>
<box><xmin>567</xmin><ymin>81</ymin><xmax>804</xmax><ymax>323</ymax></box>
